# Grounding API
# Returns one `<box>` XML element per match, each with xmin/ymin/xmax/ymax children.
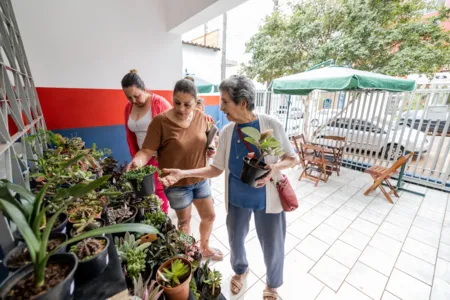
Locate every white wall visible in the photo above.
<box><xmin>12</xmin><ymin>0</ymin><xmax>182</xmax><ymax>90</ymax></box>
<box><xmin>182</xmin><ymin>44</ymin><xmax>221</xmax><ymax>84</ymax></box>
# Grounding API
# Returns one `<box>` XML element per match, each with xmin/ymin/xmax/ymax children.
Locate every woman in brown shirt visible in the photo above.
<box><xmin>127</xmin><ymin>79</ymin><xmax>223</xmax><ymax>261</ymax></box>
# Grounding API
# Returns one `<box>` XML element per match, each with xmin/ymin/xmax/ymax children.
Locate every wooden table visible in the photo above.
<box><xmin>308</xmin><ymin>139</ymin><xmax>351</xmax><ymax>176</ymax></box>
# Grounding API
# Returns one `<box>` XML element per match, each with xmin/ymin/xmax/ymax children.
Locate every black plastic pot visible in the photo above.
<box><xmin>201</xmin><ymin>285</ymin><xmax>222</xmax><ymax>300</ymax></box>
<box><xmin>108</xmin><ymin>205</ymin><xmax>137</xmax><ymax>239</ymax></box>
<box><xmin>0</xmin><ymin>253</ymin><xmax>78</xmax><ymax>300</ymax></box>
<box><xmin>240</xmin><ymin>157</ymin><xmax>270</xmax><ymax>187</ymax></box>
<box><xmin>5</xmin><ymin>233</ymin><xmax>68</xmax><ymax>272</ymax></box>
<box><xmin>128</xmin><ymin>174</ymin><xmax>155</xmax><ymax>197</ymax></box>
<box><xmin>14</xmin><ymin>214</ymin><xmax>68</xmax><ymax>243</ymax></box>
<box><xmin>69</xmin><ymin>218</ymin><xmax>105</xmax><ymax>238</ymax></box>
<box><xmin>69</xmin><ymin>236</ymin><xmax>110</xmax><ymax>282</ymax></box>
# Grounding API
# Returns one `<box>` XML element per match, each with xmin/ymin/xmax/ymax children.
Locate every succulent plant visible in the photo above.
<box><xmin>130</xmin><ymin>274</ymin><xmax>163</xmax><ymax>300</ymax></box>
<box><xmin>158</xmin><ymin>259</ymin><xmax>190</xmax><ymax>288</ymax></box>
<box><xmin>107</xmin><ymin>204</ymin><xmax>134</xmax><ymax>225</ymax></box>
<box><xmin>70</xmin><ymin>238</ymin><xmax>105</xmax><ymax>261</ymax></box>
<box><xmin>142</xmin><ymin>211</ymin><xmax>167</xmax><ymax>228</ymax></box>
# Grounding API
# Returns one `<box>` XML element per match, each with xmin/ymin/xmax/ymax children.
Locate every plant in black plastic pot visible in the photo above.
<box><xmin>130</xmin><ymin>273</ymin><xmax>164</xmax><ymax>300</ymax></box>
<box><xmin>202</xmin><ymin>269</ymin><xmax>222</xmax><ymax>300</ymax></box>
<box><xmin>0</xmin><ymin>176</ymin><xmax>158</xmax><ymax>300</ymax></box>
<box><xmin>115</xmin><ymin>232</ymin><xmax>151</xmax><ymax>281</ymax></box>
<box><xmin>70</xmin><ymin>217</ymin><xmax>105</xmax><ymax>237</ymax></box>
<box><xmin>157</xmin><ymin>257</ymin><xmax>192</xmax><ymax>300</ymax></box>
<box><xmin>123</xmin><ymin>165</ymin><xmax>160</xmax><ymax>197</ymax></box>
<box><xmin>239</xmin><ymin>127</ymin><xmax>285</xmax><ymax>187</ymax></box>
<box><xmin>142</xmin><ymin>211</ymin><xmax>167</xmax><ymax>231</ymax></box>
<box><xmin>69</xmin><ymin>237</ymin><xmax>110</xmax><ymax>280</ymax></box>
<box><xmin>107</xmin><ymin>203</ymin><xmax>137</xmax><ymax>225</ymax></box>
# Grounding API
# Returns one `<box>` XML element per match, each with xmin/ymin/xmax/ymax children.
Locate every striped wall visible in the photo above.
<box><xmin>36</xmin><ymin>88</ymin><xmax>224</xmax><ymax>163</ymax></box>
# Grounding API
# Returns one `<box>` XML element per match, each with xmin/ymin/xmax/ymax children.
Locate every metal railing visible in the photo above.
<box><xmin>255</xmin><ymin>86</ymin><xmax>450</xmax><ymax>192</ymax></box>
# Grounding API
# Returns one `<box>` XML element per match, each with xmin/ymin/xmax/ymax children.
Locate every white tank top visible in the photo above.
<box><xmin>127</xmin><ymin>107</ymin><xmax>152</xmax><ymax>149</ymax></box>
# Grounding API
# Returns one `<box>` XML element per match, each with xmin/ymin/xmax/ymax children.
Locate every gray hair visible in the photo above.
<box><xmin>219</xmin><ymin>75</ymin><xmax>255</xmax><ymax>111</ymax></box>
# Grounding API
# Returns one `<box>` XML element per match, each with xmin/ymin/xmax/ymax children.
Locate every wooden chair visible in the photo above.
<box><xmin>321</xmin><ymin>135</ymin><xmax>346</xmax><ymax>176</ymax></box>
<box><xmin>299</xmin><ymin>144</ymin><xmax>333</xmax><ymax>187</ymax></box>
<box><xmin>364</xmin><ymin>152</ymin><xmax>414</xmax><ymax>203</ymax></box>
<box><xmin>291</xmin><ymin>134</ymin><xmax>313</xmax><ymax>169</ymax></box>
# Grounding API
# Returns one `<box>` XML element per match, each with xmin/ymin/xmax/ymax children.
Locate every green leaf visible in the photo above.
<box><xmin>30</xmin><ymin>184</ymin><xmax>49</xmax><ymax>230</ymax></box>
<box><xmin>5</xmin><ymin>182</ymin><xmax>35</xmax><ymax>204</ymax></box>
<box><xmin>244</xmin><ymin>137</ymin><xmax>258</xmax><ymax>146</ymax></box>
<box><xmin>261</xmin><ymin>140</ymin><xmax>280</xmax><ymax>148</ymax></box>
<box><xmin>39</xmin><ymin>206</ymin><xmax>65</xmax><ymax>266</ymax></box>
<box><xmin>0</xmin><ymin>199</ymin><xmax>39</xmax><ymax>262</ymax></box>
<box><xmin>59</xmin><ymin>153</ymin><xmax>85</xmax><ymax>169</ymax></box>
<box><xmin>56</xmin><ymin>223</ymin><xmax>159</xmax><ymax>254</ymax></box>
<box><xmin>0</xmin><ymin>183</ymin><xmax>29</xmax><ymax>220</ymax></box>
<box><xmin>53</xmin><ymin>175</ymin><xmax>111</xmax><ymax>200</ymax></box>
<box><xmin>241</xmin><ymin>127</ymin><xmax>260</xmax><ymax>141</ymax></box>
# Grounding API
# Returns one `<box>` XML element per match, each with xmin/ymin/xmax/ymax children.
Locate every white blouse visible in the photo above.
<box><xmin>127</xmin><ymin>108</ymin><xmax>152</xmax><ymax>149</ymax></box>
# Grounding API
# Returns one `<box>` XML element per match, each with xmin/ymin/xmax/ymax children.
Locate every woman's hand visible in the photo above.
<box><xmin>160</xmin><ymin>168</ymin><xmax>185</xmax><ymax>187</ymax></box>
<box><xmin>126</xmin><ymin>159</ymin><xmax>142</xmax><ymax>172</ymax></box>
<box><xmin>255</xmin><ymin>164</ymin><xmax>275</xmax><ymax>188</ymax></box>
<box><xmin>206</xmin><ymin>147</ymin><xmax>216</xmax><ymax>159</ymax></box>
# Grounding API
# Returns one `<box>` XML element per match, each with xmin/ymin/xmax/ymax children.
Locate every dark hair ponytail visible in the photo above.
<box><xmin>121</xmin><ymin>69</ymin><xmax>146</xmax><ymax>90</ymax></box>
<box><xmin>173</xmin><ymin>79</ymin><xmax>197</xmax><ymax>99</ymax></box>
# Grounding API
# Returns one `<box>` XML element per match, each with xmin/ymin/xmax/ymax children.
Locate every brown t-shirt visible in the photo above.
<box><xmin>142</xmin><ymin>109</ymin><xmax>208</xmax><ymax>187</ymax></box>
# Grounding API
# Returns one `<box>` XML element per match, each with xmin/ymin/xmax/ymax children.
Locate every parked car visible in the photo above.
<box><xmin>317</xmin><ymin>118</ymin><xmax>430</xmax><ymax>160</ymax></box>
<box><xmin>276</xmin><ymin>105</ymin><xmax>304</xmax><ymax>120</ymax></box>
<box><xmin>400</xmin><ymin>110</ymin><xmax>450</xmax><ymax>135</ymax></box>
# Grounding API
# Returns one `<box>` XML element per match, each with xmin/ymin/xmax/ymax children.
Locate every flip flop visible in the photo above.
<box><xmin>230</xmin><ymin>268</ymin><xmax>250</xmax><ymax>295</ymax></box>
<box><xmin>263</xmin><ymin>289</ymin><xmax>279</xmax><ymax>300</ymax></box>
<box><xmin>202</xmin><ymin>247</ymin><xmax>223</xmax><ymax>261</ymax></box>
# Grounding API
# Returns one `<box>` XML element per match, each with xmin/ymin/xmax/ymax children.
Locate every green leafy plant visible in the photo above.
<box><xmin>203</xmin><ymin>269</ymin><xmax>222</xmax><ymax>297</ymax></box>
<box><xmin>0</xmin><ymin>175</ymin><xmax>157</xmax><ymax>290</ymax></box>
<box><xmin>137</xmin><ymin>194</ymin><xmax>162</xmax><ymax>212</ymax></box>
<box><xmin>142</xmin><ymin>211</ymin><xmax>167</xmax><ymax>228</ymax></box>
<box><xmin>190</xmin><ymin>277</ymin><xmax>200</xmax><ymax>300</ymax></box>
<box><xmin>130</xmin><ymin>273</ymin><xmax>163</xmax><ymax>300</ymax></box>
<box><xmin>123</xmin><ymin>165</ymin><xmax>161</xmax><ymax>190</ymax></box>
<box><xmin>158</xmin><ymin>259</ymin><xmax>191</xmax><ymax>288</ymax></box>
<box><xmin>240</xmin><ymin>128</ymin><xmax>285</xmax><ymax>163</ymax></box>
<box><xmin>126</xmin><ymin>249</ymin><xmax>148</xmax><ymax>279</ymax></box>
<box><xmin>72</xmin><ymin>217</ymin><xmax>103</xmax><ymax>235</ymax></box>
<box><xmin>115</xmin><ymin>232</ymin><xmax>151</xmax><ymax>279</ymax></box>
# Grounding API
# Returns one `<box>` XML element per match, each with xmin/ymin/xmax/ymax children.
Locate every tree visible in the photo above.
<box><xmin>242</xmin><ymin>0</ymin><xmax>450</xmax><ymax>83</ymax></box>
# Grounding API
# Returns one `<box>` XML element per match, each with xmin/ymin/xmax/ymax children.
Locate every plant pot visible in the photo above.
<box><xmin>5</xmin><ymin>233</ymin><xmax>68</xmax><ymax>272</ymax></box>
<box><xmin>136</xmin><ymin>207</ymin><xmax>146</xmax><ymax>223</ymax></box>
<box><xmin>108</xmin><ymin>205</ymin><xmax>137</xmax><ymax>240</ymax></box>
<box><xmin>201</xmin><ymin>285</ymin><xmax>222</xmax><ymax>300</ymax></box>
<box><xmin>157</xmin><ymin>257</ymin><xmax>192</xmax><ymax>300</ymax></box>
<box><xmin>128</xmin><ymin>174</ymin><xmax>155</xmax><ymax>197</ymax></box>
<box><xmin>14</xmin><ymin>213</ymin><xmax>68</xmax><ymax>243</ymax></box>
<box><xmin>69</xmin><ymin>236</ymin><xmax>110</xmax><ymax>281</ymax></box>
<box><xmin>69</xmin><ymin>218</ymin><xmax>105</xmax><ymax>238</ymax></box>
<box><xmin>240</xmin><ymin>157</ymin><xmax>270</xmax><ymax>187</ymax></box>
<box><xmin>0</xmin><ymin>253</ymin><xmax>78</xmax><ymax>300</ymax></box>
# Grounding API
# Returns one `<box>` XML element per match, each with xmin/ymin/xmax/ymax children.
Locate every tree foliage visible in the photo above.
<box><xmin>242</xmin><ymin>0</ymin><xmax>450</xmax><ymax>83</ymax></box>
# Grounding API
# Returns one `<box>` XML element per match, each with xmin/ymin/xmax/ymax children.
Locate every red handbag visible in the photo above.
<box><xmin>237</xmin><ymin>126</ymin><xmax>299</xmax><ymax>212</ymax></box>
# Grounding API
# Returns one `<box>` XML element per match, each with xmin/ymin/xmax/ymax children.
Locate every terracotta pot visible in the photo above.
<box><xmin>156</xmin><ymin>257</ymin><xmax>192</xmax><ymax>300</ymax></box>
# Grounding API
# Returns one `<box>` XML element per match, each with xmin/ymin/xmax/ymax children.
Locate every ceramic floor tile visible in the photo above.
<box><xmin>413</xmin><ymin>215</ymin><xmax>442</xmax><ymax>234</ymax></box>
<box><xmin>444</xmin><ymin>214</ymin><xmax>450</xmax><ymax>227</ymax></box>
<box><xmin>435</xmin><ymin>258</ymin><xmax>450</xmax><ymax>285</ymax></box>
<box><xmin>300</xmin><ymin>210</ymin><xmax>328</xmax><ymax>227</ymax></box>
<box><xmin>431</xmin><ymin>277</ymin><xmax>450</xmax><ymax>300</ymax></box>
<box><xmin>236</xmin><ymin>280</ymin><xmax>266</xmax><ymax>300</ymax></box>
<box><xmin>335</xmin><ymin>205</ymin><xmax>361</xmax><ymax>221</ymax></box>
<box><xmin>310</xmin><ymin>255</ymin><xmax>350</xmax><ymax>291</ymax></box>
<box><xmin>359</xmin><ymin>208</ymin><xmax>386</xmax><ymax>225</ymax></box>
<box><xmin>287</xmin><ymin>219</ymin><xmax>315</xmax><ymax>240</ymax></box>
<box><xmin>311</xmin><ymin>223</ymin><xmax>342</xmax><ymax>245</ymax></box>
<box><xmin>284</xmin><ymin>249</ymin><xmax>316</xmax><ymax>274</ymax></box>
<box><xmin>324</xmin><ymin>214</ymin><xmax>353</xmax><ymax>232</ymax></box>
<box><xmin>417</xmin><ymin>207</ymin><xmax>445</xmax><ymax>223</ymax></box>
<box><xmin>346</xmin><ymin>262</ymin><xmax>388</xmax><ymax>300</ymax></box>
<box><xmin>367</xmin><ymin>197</ymin><xmax>393</xmax><ymax>215</ymax></box>
<box><xmin>339</xmin><ymin>228</ymin><xmax>371</xmax><ymax>250</ymax></box>
<box><xmin>315</xmin><ymin>286</ymin><xmax>336</xmax><ymax>300</ymax></box>
<box><xmin>378</xmin><ymin>222</ymin><xmax>408</xmax><ymax>242</ymax></box>
<box><xmin>326</xmin><ymin>240</ymin><xmax>361</xmax><ymax>268</ymax></box>
<box><xmin>303</xmin><ymin>194</ymin><xmax>326</xmax><ymax>206</ymax></box>
<box><xmin>296</xmin><ymin>235</ymin><xmax>329</xmax><ymax>261</ymax></box>
<box><xmin>335</xmin><ymin>282</ymin><xmax>372</xmax><ymax>300</ymax></box>
<box><xmin>402</xmin><ymin>237</ymin><xmax>438</xmax><ymax>265</ymax></box>
<box><xmin>277</xmin><ymin>272</ymin><xmax>324</xmax><ymax>300</ymax></box>
<box><xmin>409</xmin><ymin>226</ymin><xmax>440</xmax><ymax>248</ymax></box>
<box><xmin>243</xmin><ymin>236</ymin><xmax>266</xmax><ymax>278</ymax></box>
<box><xmin>313</xmin><ymin>202</ymin><xmax>338</xmax><ymax>218</ymax></box>
<box><xmin>386</xmin><ymin>269</ymin><xmax>431</xmax><ymax>300</ymax></box>
<box><xmin>395</xmin><ymin>252</ymin><xmax>435</xmax><ymax>285</ymax></box>
<box><xmin>350</xmin><ymin>217</ymin><xmax>379</xmax><ymax>237</ymax></box>
<box><xmin>390</xmin><ymin>204</ymin><xmax>417</xmax><ymax>219</ymax></box>
<box><xmin>384</xmin><ymin>212</ymin><xmax>414</xmax><ymax>229</ymax></box>
<box><xmin>358</xmin><ymin>245</ymin><xmax>397</xmax><ymax>276</ymax></box>
<box><xmin>439</xmin><ymin>242</ymin><xmax>450</xmax><ymax>262</ymax></box>
<box><xmin>441</xmin><ymin>226</ymin><xmax>450</xmax><ymax>246</ymax></box>
<box><xmin>284</xmin><ymin>232</ymin><xmax>301</xmax><ymax>255</ymax></box>
<box><xmin>322</xmin><ymin>196</ymin><xmax>348</xmax><ymax>208</ymax></box>
<box><xmin>369</xmin><ymin>233</ymin><xmax>403</xmax><ymax>257</ymax></box>
<box><xmin>382</xmin><ymin>291</ymin><xmax>401</xmax><ymax>300</ymax></box>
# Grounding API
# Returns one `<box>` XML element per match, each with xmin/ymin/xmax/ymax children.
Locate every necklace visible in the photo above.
<box><xmin>234</xmin><ymin>118</ymin><xmax>257</xmax><ymax>159</ymax></box>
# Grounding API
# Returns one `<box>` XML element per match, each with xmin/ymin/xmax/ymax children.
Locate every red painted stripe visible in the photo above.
<box><xmin>36</xmin><ymin>87</ymin><xmax>220</xmax><ymax>130</ymax></box>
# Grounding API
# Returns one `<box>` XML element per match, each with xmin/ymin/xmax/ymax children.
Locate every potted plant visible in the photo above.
<box><xmin>142</xmin><ymin>211</ymin><xmax>167</xmax><ymax>231</ymax></box>
<box><xmin>239</xmin><ymin>128</ymin><xmax>285</xmax><ymax>187</ymax></box>
<box><xmin>201</xmin><ymin>270</ymin><xmax>222</xmax><ymax>300</ymax></box>
<box><xmin>14</xmin><ymin>212</ymin><xmax>68</xmax><ymax>242</ymax></box>
<box><xmin>107</xmin><ymin>203</ymin><xmax>137</xmax><ymax>225</ymax></box>
<box><xmin>136</xmin><ymin>194</ymin><xmax>162</xmax><ymax>221</ymax></box>
<box><xmin>0</xmin><ymin>176</ymin><xmax>158</xmax><ymax>299</ymax></box>
<box><xmin>70</xmin><ymin>217</ymin><xmax>105</xmax><ymax>237</ymax></box>
<box><xmin>115</xmin><ymin>232</ymin><xmax>152</xmax><ymax>281</ymax></box>
<box><xmin>129</xmin><ymin>273</ymin><xmax>164</xmax><ymax>300</ymax></box>
<box><xmin>69</xmin><ymin>237</ymin><xmax>109</xmax><ymax>280</ymax></box>
<box><xmin>156</xmin><ymin>257</ymin><xmax>192</xmax><ymax>300</ymax></box>
<box><xmin>123</xmin><ymin>165</ymin><xmax>160</xmax><ymax>197</ymax></box>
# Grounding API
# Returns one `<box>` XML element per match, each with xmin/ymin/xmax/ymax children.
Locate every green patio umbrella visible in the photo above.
<box><xmin>185</xmin><ymin>74</ymin><xmax>217</xmax><ymax>94</ymax></box>
<box><xmin>270</xmin><ymin>66</ymin><xmax>416</xmax><ymax>95</ymax></box>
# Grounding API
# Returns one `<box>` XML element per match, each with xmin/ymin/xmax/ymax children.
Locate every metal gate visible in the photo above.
<box><xmin>255</xmin><ymin>85</ymin><xmax>450</xmax><ymax>192</ymax></box>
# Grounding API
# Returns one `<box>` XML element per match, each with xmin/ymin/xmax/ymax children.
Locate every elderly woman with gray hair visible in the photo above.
<box><xmin>161</xmin><ymin>75</ymin><xmax>296</xmax><ymax>300</ymax></box>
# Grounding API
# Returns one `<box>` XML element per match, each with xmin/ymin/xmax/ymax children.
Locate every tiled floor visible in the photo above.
<box><xmin>168</xmin><ymin>166</ymin><xmax>450</xmax><ymax>300</ymax></box>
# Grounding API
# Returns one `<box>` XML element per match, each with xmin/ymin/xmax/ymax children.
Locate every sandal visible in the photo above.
<box><xmin>202</xmin><ymin>247</ymin><xmax>224</xmax><ymax>261</ymax></box>
<box><xmin>263</xmin><ymin>289</ymin><xmax>279</xmax><ymax>300</ymax></box>
<box><xmin>230</xmin><ymin>268</ymin><xmax>250</xmax><ymax>295</ymax></box>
